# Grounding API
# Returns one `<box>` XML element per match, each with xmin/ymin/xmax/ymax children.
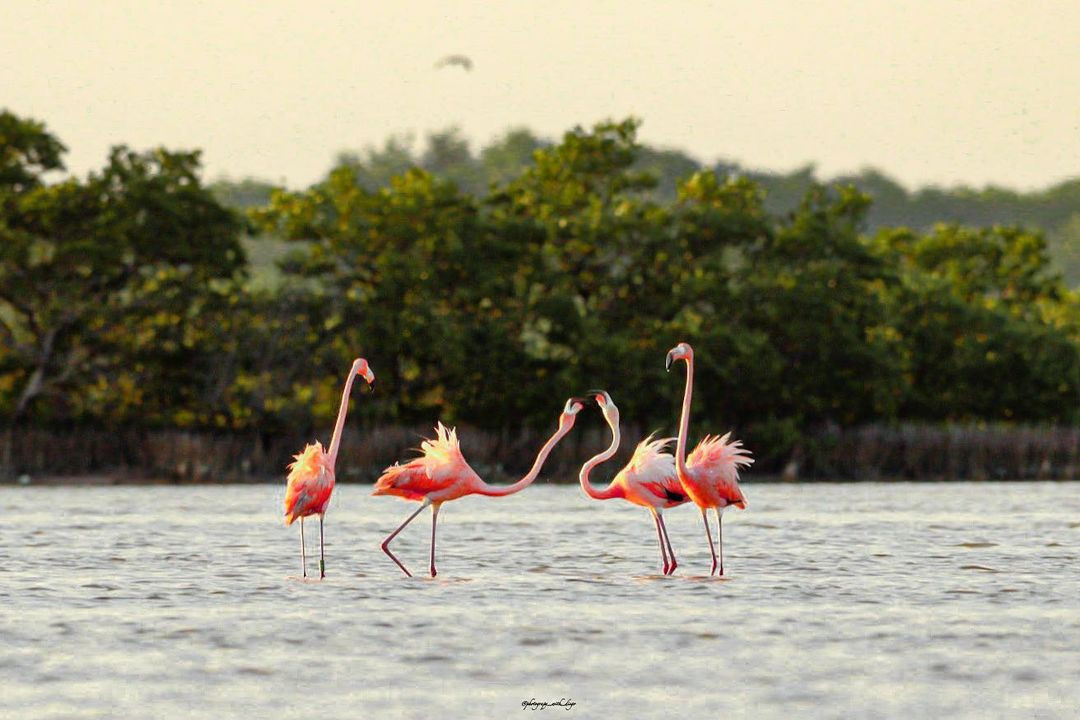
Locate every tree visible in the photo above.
<box><xmin>634</xmin><ymin>145</ymin><xmax>702</xmax><ymax>203</ymax></box>
<box><xmin>420</xmin><ymin>128</ymin><xmax>484</xmax><ymax>195</ymax></box>
<box><xmin>485</xmin><ymin>118</ymin><xmax>671</xmax><ymax>423</ymax></box>
<box><xmin>479</xmin><ymin>128</ymin><xmax>546</xmax><ymax>189</ymax></box>
<box><xmin>0</xmin><ymin>112</ymin><xmax>244</xmax><ymax>473</ymax></box>
<box><xmin>873</xmin><ymin>224</ymin><xmax>1079</xmax><ymax>422</ymax></box>
<box><xmin>1049</xmin><ymin>213</ymin><xmax>1080</xmax><ymax>285</ymax></box>
<box><xmin>334</xmin><ymin>133</ymin><xmax>417</xmax><ymax>192</ymax></box>
<box><xmin>735</xmin><ymin>186</ymin><xmax>905</xmax><ymax>443</ymax></box>
<box><xmin>0</xmin><ymin>111</ymin><xmax>66</xmax><ymax>191</ymax></box>
<box><xmin>209</xmin><ymin>177</ymin><xmax>276</xmax><ymax>211</ymax></box>
<box><xmin>255</xmin><ymin>164</ymin><xmax>527</xmax><ymax>426</ymax></box>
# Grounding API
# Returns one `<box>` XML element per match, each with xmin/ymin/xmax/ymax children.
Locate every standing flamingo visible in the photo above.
<box><xmin>284</xmin><ymin>357</ymin><xmax>375</xmax><ymax>579</ymax></box>
<box><xmin>373</xmin><ymin>397</ymin><xmax>586</xmax><ymax>577</ymax></box>
<box><xmin>577</xmin><ymin>390</ymin><xmax>688</xmax><ymax>575</ymax></box>
<box><xmin>666</xmin><ymin>342</ymin><xmax>753</xmax><ymax>576</ymax></box>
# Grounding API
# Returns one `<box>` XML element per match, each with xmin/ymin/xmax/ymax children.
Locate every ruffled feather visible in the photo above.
<box><xmin>372</xmin><ymin>423</ymin><xmax>471</xmax><ymax>500</ymax></box>
<box><xmin>627</xmin><ymin>433</ymin><xmax>676</xmax><ymax>475</ymax></box>
<box><xmin>284</xmin><ymin>441</ymin><xmax>335</xmax><ymax>524</ymax></box>
<box><xmin>687</xmin><ymin>432</ymin><xmax>754</xmax><ymax>484</ymax></box>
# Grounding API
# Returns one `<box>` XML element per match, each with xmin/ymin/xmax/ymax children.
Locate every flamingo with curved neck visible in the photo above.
<box><xmin>373</xmin><ymin>397</ymin><xmax>586</xmax><ymax>577</ymax></box>
<box><xmin>284</xmin><ymin>357</ymin><xmax>375</xmax><ymax>579</ymax></box>
<box><xmin>666</xmin><ymin>342</ymin><xmax>754</xmax><ymax>576</ymax></box>
<box><xmin>578</xmin><ymin>393</ymin><xmax>623</xmax><ymax>502</ymax></box>
<box><xmin>578</xmin><ymin>390</ymin><xmax>688</xmax><ymax>575</ymax></box>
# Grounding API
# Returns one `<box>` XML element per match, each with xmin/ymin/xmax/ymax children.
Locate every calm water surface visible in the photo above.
<box><xmin>1</xmin><ymin>482</ymin><xmax>1078</xmax><ymax>719</ymax></box>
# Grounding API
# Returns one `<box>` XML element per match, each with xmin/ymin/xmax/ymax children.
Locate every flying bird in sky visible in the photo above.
<box><xmin>435</xmin><ymin>54</ymin><xmax>473</xmax><ymax>71</ymax></box>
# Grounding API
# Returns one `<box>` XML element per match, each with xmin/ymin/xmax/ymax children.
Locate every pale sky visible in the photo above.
<box><xmin>3</xmin><ymin>1</ymin><xmax>1079</xmax><ymax>191</ymax></box>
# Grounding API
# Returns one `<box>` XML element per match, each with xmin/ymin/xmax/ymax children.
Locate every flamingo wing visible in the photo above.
<box><xmin>617</xmin><ymin>435</ymin><xmax>687</xmax><ymax>507</ymax></box>
<box><xmin>373</xmin><ymin>423</ymin><xmax>481</xmax><ymax>501</ymax></box>
<box><xmin>686</xmin><ymin>432</ymin><xmax>753</xmax><ymax>507</ymax></box>
<box><xmin>284</xmin><ymin>442</ymin><xmax>335</xmax><ymax>524</ymax></box>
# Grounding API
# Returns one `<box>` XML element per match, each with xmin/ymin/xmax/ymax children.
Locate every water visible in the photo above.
<box><xmin>1</xmin><ymin>482</ymin><xmax>1077</xmax><ymax>719</ymax></box>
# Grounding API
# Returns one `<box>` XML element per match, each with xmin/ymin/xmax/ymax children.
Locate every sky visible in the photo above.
<box><xmin>3</xmin><ymin>1</ymin><xmax>1080</xmax><ymax>191</ymax></box>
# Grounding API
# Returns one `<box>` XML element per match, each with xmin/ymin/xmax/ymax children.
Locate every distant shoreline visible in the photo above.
<box><xmin>5</xmin><ymin>473</ymin><xmax>1079</xmax><ymax>486</ymax></box>
<box><xmin>4</xmin><ymin>423</ymin><xmax>1079</xmax><ymax>484</ymax></box>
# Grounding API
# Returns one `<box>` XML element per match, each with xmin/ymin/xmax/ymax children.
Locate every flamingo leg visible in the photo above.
<box><xmin>429</xmin><ymin>502</ymin><xmax>441</xmax><ymax>578</ymax></box>
<box><xmin>299</xmin><ymin>516</ymin><xmax>307</xmax><ymax>578</ymax></box>
<box><xmin>380</xmin><ymin>499</ymin><xmax>430</xmax><ymax>577</ymax></box>
<box><xmin>650</xmin><ymin>510</ymin><xmax>670</xmax><ymax>574</ymax></box>
<box><xmin>319</xmin><ymin>513</ymin><xmax>326</xmax><ymax>579</ymax></box>
<box><xmin>715</xmin><ymin>508</ymin><xmax>724</xmax><ymax>577</ymax></box>
<box><xmin>701</xmin><ymin>509</ymin><xmax>718</xmax><ymax>575</ymax></box>
<box><xmin>658</xmin><ymin>513</ymin><xmax>678</xmax><ymax>575</ymax></box>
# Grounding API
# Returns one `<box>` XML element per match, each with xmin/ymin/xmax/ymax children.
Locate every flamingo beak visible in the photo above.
<box><xmin>584</xmin><ymin>389</ymin><xmax>606</xmax><ymax>406</ymax></box>
<box><xmin>665</xmin><ymin>351</ymin><xmax>674</xmax><ymax>372</ymax></box>
<box><xmin>563</xmin><ymin>397</ymin><xmax>587</xmax><ymax>416</ymax></box>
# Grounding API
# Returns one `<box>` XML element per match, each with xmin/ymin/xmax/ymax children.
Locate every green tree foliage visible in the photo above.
<box><xmin>219</xmin><ymin>122</ymin><xmax>1080</xmax><ymax>284</ymax></box>
<box><xmin>254</xmin><ymin>117</ymin><xmax>1080</xmax><ymax>464</ymax></box>
<box><xmin>255</xmin><ymin>164</ymin><xmax>521</xmax><ymax>426</ymax></box>
<box><xmin>479</xmin><ymin>128</ymin><xmax>546</xmax><ymax>189</ymax></box>
<box><xmin>1046</xmin><ymin>215</ymin><xmax>1080</xmax><ymax>290</ymax></box>
<box><xmin>735</xmin><ymin>186</ymin><xmax>905</xmax><ymax>441</ymax></box>
<box><xmin>0</xmin><ymin>111</ymin><xmax>66</xmax><ymax>190</ymax></box>
<box><xmin>0</xmin><ymin>112</ymin><xmax>245</xmax><ymax>437</ymax></box>
<box><xmin>3</xmin><ymin>110</ymin><xmax>1079</xmax><ymax>478</ymax></box>
<box><xmin>873</xmin><ymin>225</ymin><xmax>1079</xmax><ymax>422</ymax></box>
<box><xmin>486</xmin><ymin>119</ymin><xmax>670</xmax><ymax>424</ymax></box>
<box><xmin>334</xmin><ymin>134</ymin><xmax>418</xmax><ymax>193</ymax></box>
<box><xmin>314</xmin><ymin>131</ymin><xmax>1080</xmax><ymax>287</ymax></box>
<box><xmin>209</xmin><ymin>177</ymin><xmax>275</xmax><ymax>211</ymax></box>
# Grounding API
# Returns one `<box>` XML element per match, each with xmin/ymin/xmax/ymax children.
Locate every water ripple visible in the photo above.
<box><xmin>0</xmin><ymin>481</ymin><xmax>1077</xmax><ymax>719</ymax></box>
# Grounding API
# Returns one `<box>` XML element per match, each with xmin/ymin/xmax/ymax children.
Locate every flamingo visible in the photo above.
<box><xmin>284</xmin><ymin>357</ymin><xmax>375</xmax><ymax>579</ymax></box>
<box><xmin>577</xmin><ymin>390</ymin><xmax>688</xmax><ymax>575</ymax></box>
<box><xmin>666</xmin><ymin>342</ymin><xmax>753</xmax><ymax>576</ymax></box>
<box><xmin>373</xmin><ymin>397</ymin><xmax>586</xmax><ymax>577</ymax></box>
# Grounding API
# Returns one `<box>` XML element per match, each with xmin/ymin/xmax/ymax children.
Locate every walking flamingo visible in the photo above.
<box><xmin>284</xmin><ymin>357</ymin><xmax>375</xmax><ymax>579</ymax></box>
<box><xmin>666</xmin><ymin>342</ymin><xmax>753</xmax><ymax>576</ymax></box>
<box><xmin>577</xmin><ymin>390</ymin><xmax>688</xmax><ymax>575</ymax></box>
<box><xmin>373</xmin><ymin>397</ymin><xmax>586</xmax><ymax>577</ymax></box>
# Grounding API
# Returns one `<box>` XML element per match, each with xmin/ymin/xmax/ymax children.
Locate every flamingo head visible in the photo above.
<box><xmin>665</xmin><ymin>342</ymin><xmax>693</xmax><ymax>371</ymax></box>
<box><xmin>585</xmin><ymin>389</ymin><xmax>619</xmax><ymax>425</ymax></box>
<box><xmin>353</xmin><ymin>358</ymin><xmax>376</xmax><ymax>390</ymax></box>
<box><xmin>559</xmin><ymin>397</ymin><xmax>587</xmax><ymax>428</ymax></box>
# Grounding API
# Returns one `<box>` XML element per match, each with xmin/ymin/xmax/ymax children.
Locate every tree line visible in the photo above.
<box><xmin>215</xmin><ymin>126</ymin><xmax>1080</xmax><ymax>286</ymax></box>
<box><xmin>2</xmin><ymin>110</ymin><xmax>1078</xmax><ymax>478</ymax></box>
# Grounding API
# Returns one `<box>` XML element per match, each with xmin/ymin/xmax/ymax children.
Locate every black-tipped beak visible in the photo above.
<box><xmin>583</xmin><ymin>389</ymin><xmax>605</xmax><ymax>405</ymax></box>
<box><xmin>569</xmin><ymin>396</ymin><xmax>587</xmax><ymax>407</ymax></box>
<box><xmin>665</xmin><ymin>351</ymin><xmax>674</xmax><ymax>372</ymax></box>
<box><xmin>367</xmin><ymin>379</ymin><xmax>375</xmax><ymax>392</ymax></box>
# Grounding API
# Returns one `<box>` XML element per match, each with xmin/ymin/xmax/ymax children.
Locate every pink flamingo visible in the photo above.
<box><xmin>577</xmin><ymin>390</ymin><xmax>688</xmax><ymax>575</ymax></box>
<box><xmin>666</xmin><ymin>342</ymin><xmax>753</xmax><ymax>576</ymax></box>
<box><xmin>284</xmin><ymin>357</ymin><xmax>375</xmax><ymax>578</ymax></box>
<box><xmin>373</xmin><ymin>397</ymin><xmax>586</xmax><ymax>577</ymax></box>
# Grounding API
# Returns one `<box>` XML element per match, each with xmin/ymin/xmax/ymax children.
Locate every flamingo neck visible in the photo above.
<box><xmin>674</xmin><ymin>355</ymin><xmax>694</xmax><ymax>481</ymax></box>
<box><xmin>579</xmin><ymin>413</ymin><xmax>623</xmax><ymax>501</ymax></box>
<box><xmin>326</xmin><ymin>363</ymin><xmax>361</xmax><ymax>466</ymax></box>
<box><xmin>479</xmin><ymin>422</ymin><xmax>573</xmax><ymax>497</ymax></box>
